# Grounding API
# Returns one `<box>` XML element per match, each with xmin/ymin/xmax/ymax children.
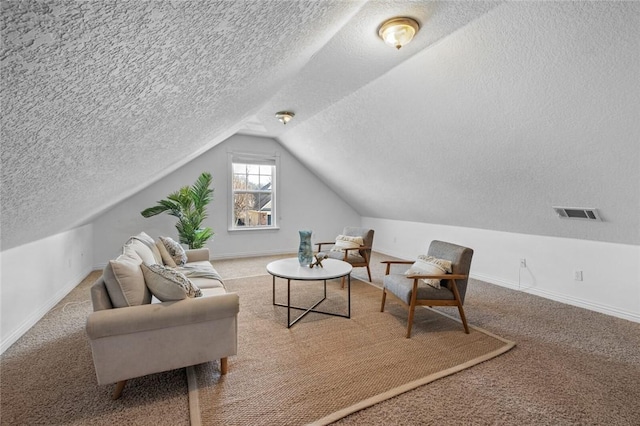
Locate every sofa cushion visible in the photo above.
<box><xmin>156</xmin><ymin>240</ymin><xmax>177</xmax><ymax>267</ymax></box>
<box><xmin>125</xmin><ymin>238</ymin><xmax>157</xmax><ymax>266</ymax></box>
<box><xmin>159</xmin><ymin>236</ymin><xmax>188</xmax><ymax>266</ymax></box>
<box><xmin>130</xmin><ymin>232</ymin><xmax>163</xmax><ymax>264</ymax></box>
<box><xmin>103</xmin><ymin>254</ymin><xmax>151</xmax><ymax>308</ymax></box>
<box><xmin>404</xmin><ymin>255</ymin><xmax>452</xmax><ymax>289</ymax></box>
<box><xmin>141</xmin><ymin>263</ymin><xmax>202</xmax><ymax>301</ymax></box>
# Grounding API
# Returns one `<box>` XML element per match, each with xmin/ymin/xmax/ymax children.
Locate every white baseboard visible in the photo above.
<box><xmin>210</xmin><ymin>249</ymin><xmax>295</xmax><ymax>261</ymax></box>
<box><xmin>93</xmin><ymin>250</ymin><xmax>295</xmax><ymax>269</ymax></box>
<box><xmin>1</xmin><ymin>267</ymin><xmax>92</xmax><ymax>354</ymax></box>
<box><xmin>472</xmin><ymin>272</ymin><xmax>640</xmax><ymax>324</ymax></box>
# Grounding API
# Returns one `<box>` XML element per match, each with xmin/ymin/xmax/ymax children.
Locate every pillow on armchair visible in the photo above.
<box><xmin>404</xmin><ymin>255</ymin><xmax>452</xmax><ymax>289</ymax></box>
<box><xmin>330</xmin><ymin>235</ymin><xmax>364</xmax><ymax>258</ymax></box>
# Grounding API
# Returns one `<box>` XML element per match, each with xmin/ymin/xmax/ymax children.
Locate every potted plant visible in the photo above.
<box><xmin>141</xmin><ymin>172</ymin><xmax>214</xmax><ymax>249</ymax></box>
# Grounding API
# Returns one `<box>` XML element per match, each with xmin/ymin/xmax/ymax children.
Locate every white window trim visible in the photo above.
<box><xmin>227</xmin><ymin>150</ymin><xmax>280</xmax><ymax>232</ymax></box>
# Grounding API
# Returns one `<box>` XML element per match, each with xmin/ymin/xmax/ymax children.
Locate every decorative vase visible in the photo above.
<box><xmin>298</xmin><ymin>230</ymin><xmax>313</xmax><ymax>266</ymax></box>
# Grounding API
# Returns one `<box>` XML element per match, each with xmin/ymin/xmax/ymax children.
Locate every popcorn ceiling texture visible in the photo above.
<box><xmin>0</xmin><ymin>0</ymin><xmax>362</xmax><ymax>250</ymax></box>
<box><xmin>1</xmin><ymin>1</ymin><xmax>639</xmax><ymax>250</ymax></box>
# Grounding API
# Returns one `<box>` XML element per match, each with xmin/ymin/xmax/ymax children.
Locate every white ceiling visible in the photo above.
<box><xmin>1</xmin><ymin>1</ymin><xmax>639</xmax><ymax>251</ymax></box>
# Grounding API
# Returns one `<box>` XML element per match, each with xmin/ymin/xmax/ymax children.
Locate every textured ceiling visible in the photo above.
<box><xmin>1</xmin><ymin>0</ymin><xmax>364</xmax><ymax>250</ymax></box>
<box><xmin>2</xmin><ymin>1</ymin><xmax>639</xmax><ymax>250</ymax></box>
<box><xmin>278</xmin><ymin>1</ymin><xmax>640</xmax><ymax>245</ymax></box>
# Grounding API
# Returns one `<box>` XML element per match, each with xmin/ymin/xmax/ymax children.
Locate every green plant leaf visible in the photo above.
<box><xmin>140</xmin><ymin>172</ymin><xmax>214</xmax><ymax>248</ymax></box>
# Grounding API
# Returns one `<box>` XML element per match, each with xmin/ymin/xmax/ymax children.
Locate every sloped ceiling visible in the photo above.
<box><xmin>1</xmin><ymin>1</ymin><xmax>639</xmax><ymax>251</ymax></box>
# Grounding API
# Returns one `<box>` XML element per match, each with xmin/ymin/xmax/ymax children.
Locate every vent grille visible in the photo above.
<box><xmin>553</xmin><ymin>207</ymin><xmax>602</xmax><ymax>221</ymax></box>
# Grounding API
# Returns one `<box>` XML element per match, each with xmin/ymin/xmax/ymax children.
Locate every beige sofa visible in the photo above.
<box><xmin>85</xmin><ymin>232</ymin><xmax>239</xmax><ymax>399</ymax></box>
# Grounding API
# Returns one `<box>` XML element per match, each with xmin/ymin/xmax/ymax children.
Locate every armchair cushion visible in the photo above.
<box><xmin>383</xmin><ymin>274</ymin><xmax>455</xmax><ymax>304</ymax></box>
<box><xmin>159</xmin><ymin>236</ymin><xmax>188</xmax><ymax>266</ymax></box>
<box><xmin>404</xmin><ymin>255</ymin><xmax>452</xmax><ymax>289</ymax></box>
<box><xmin>141</xmin><ymin>263</ymin><xmax>202</xmax><ymax>300</ymax></box>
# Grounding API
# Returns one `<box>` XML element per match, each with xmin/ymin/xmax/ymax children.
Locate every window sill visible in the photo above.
<box><xmin>228</xmin><ymin>226</ymin><xmax>280</xmax><ymax>233</ymax></box>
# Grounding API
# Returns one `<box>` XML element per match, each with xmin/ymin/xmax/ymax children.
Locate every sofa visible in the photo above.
<box><xmin>85</xmin><ymin>232</ymin><xmax>239</xmax><ymax>399</ymax></box>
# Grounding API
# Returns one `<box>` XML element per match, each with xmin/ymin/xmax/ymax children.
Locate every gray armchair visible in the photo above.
<box><xmin>380</xmin><ymin>240</ymin><xmax>474</xmax><ymax>338</ymax></box>
<box><xmin>316</xmin><ymin>227</ymin><xmax>374</xmax><ymax>288</ymax></box>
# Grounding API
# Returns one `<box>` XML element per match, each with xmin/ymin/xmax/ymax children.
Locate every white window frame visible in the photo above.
<box><xmin>228</xmin><ymin>151</ymin><xmax>279</xmax><ymax>231</ymax></box>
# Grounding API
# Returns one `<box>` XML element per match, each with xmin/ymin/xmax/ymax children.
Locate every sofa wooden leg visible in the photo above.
<box><xmin>220</xmin><ymin>357</ymin><xmax>228</xmax><ymax>375</ymax></box>
<box><xmin>112</xmin><ymin>380</ymin><xmax>126</xmax><ymax>400</ymax></box>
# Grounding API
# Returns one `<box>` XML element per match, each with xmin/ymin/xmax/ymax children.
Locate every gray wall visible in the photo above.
<box><xmin>92</xmin><ymin>134</ymin><xmax>361</xmax><ymax>265</ymax></box>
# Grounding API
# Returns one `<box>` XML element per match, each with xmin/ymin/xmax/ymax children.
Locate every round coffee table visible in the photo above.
<box><xmin>267</xmin><ymin>258</ymin><xmax>352</xmax><ymax>328</ymax></box>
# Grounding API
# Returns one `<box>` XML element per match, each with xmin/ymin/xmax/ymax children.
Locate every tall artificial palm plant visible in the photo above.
<box><xmin>141</xmin><ymin>172</ymin><xmax>214</xmax><ymax>249</ymax></box>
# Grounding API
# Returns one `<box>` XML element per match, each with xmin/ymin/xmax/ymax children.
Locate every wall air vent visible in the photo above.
<box><xmin>553</xmin><ymin>206</ymin><xmax>602</xmax><ymax>221</ymax></box>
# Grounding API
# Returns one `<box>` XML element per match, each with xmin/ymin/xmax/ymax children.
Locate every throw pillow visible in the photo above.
<box><xmin>141</xmin><ymin>263</ymin><xmax>202</xmax><ymax>301</ymax></box>
<box><xmin>404</xmin><ymin>255</ymin><xmax>453</xmax><ymax>289</ymax></box>
<box><xmin>156</xmin><ymin>240</ymin><xmax>177</xmax><ymax>268</ymax></box>
<box><xmin>330</xmin><ymin>235</ymin><xmax>364</xmax><ymax>257</ymax></box>
<box><xmin>133</xmin><ymin>232</ymin><xmax>163</xmax><ymax>264</ymax></box>
<box><xmin>159</xmin><ymin>236</ymin><xmax>188</xmax><ymax>266</ymax></box>
<box><xmin>103</xmin><ymin>255</ymin><xmax>151</xmax><ymax>308</ymax></box>
<box><xmin>124</xmin><ymin>238</ymin><xmax>157</xmax><ymax>266</ymax></box>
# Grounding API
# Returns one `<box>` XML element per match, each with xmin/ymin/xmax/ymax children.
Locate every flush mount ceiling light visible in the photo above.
<box><xmin>275</xmin><ymin>111</ymin><xmax>295</xmax><ymax>125</ymax></box>
<box><xmin>378</xmin><ymin>17</ymin><xmax>420</xmax><ymax>50</ymax></box>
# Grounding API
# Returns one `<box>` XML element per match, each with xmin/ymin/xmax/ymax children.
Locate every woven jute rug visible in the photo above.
<box><xmin>187</xmin><ymin>275</ymin><xmax>515</xmax><ymax>426</ymax></box>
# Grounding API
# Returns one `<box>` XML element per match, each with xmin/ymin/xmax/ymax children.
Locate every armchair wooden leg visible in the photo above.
<box><xmin>457</xmin><ymin>305</ymin><xmax>470</xmax><ymax>334</ymax></box>
<box><xmin>365</xmin><ymin>264</ymin><xmax>372</xmax><ymax>282</ymax></box>
<box><xmin>380</xmin><ymin>288</ymin><xmax>387</xmax><ymax>312</ymax></box>
<box><xmin>112</xmin><ymin>380</ymin><xmax>126</xmax><ymax>400</ymax></box>
<box><xmin>406</xmin><ymin>304</ymin><xmax>415</xmax><ymax>339</ymax></box>
<box><xmin>220</xmin><ymin>357</ymin><xmax>228</xmax><ymax>375</ymax></box>
<box><xmin>340</xmin><ymin>276</ymin><xmax>346</xmax><ymax>289</ymax></box>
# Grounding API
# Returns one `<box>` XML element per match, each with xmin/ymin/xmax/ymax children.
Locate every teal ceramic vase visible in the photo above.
<box><xmin>298</xmin><ymin>230</ymin><xmax>313</xmax><ymax>266</ymax></box>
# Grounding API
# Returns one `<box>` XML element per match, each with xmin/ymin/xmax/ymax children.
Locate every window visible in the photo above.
<box><xmin>228</xmin><ymin>151</ymin><xmax>278</xmax><ymax>230</ymax></box>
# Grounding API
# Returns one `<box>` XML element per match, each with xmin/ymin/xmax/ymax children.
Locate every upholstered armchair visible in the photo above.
<box><xmin>316</xmin><ymin>227</ymin><xmax>374</xmax><ymax>288</ymax></box>
<box><xmin>380</xmin><ymin>240</ymin><xmax>473</xmax><ymax>338</ymax></box>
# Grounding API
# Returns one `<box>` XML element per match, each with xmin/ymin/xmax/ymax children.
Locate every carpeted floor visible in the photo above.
<box><xmin>2</xmin><ymin>252</ymin><xmax>639</xmax><ymax>425</ymax></box>
<box><xmin>0</xmin><ymin>270</ymin><xmax>191</xmax><ymax>426</ymax></box>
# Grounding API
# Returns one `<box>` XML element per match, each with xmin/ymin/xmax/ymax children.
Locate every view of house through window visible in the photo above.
<box><xmin>229</xmin><ymin>152</ymin><xmax>277</xmax><ymax>229</ymax></box>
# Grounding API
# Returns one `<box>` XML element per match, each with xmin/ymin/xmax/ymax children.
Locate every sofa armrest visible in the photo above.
<box><xmin>86</xmin><ymin>292</ymin><xmax>239</xmax><ymax>340</ymax></box>
<box><xmin>185</xmin><ymin>248</ymin><xmax>210</xmax><ymax>263</ymax></box>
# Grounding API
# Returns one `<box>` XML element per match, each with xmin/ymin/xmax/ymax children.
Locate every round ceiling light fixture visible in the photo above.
<box><xmin>378</xmin><ymin>17</ymin><xmax>420</xmax><ymax>50</ymax></box>
<box><xmin>275</xmin><ymin>111</ymin><xmax>295</xmax><ymax>125</ymax></box>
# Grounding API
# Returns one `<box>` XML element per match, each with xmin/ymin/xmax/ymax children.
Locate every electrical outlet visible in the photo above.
<box><xmin>574</xmin><ymin>270</ymin><xmax>583</xmax><ymax>281</ymax></box>
<box><xmin>520</xmin><ymin>258</ymin><xmax>526</xmax><ymax>268</ymax></box>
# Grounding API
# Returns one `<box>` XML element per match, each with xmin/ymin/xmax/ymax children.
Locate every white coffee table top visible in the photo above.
<box><xmin>266</xmin><ymin>258</ymin><xmax>352</xmax><ymax>281</ymax></box>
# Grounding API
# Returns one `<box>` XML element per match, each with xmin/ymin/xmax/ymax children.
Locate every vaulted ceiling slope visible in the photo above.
<box><xmin>1</xmin><ymin>1</ymin><xmax>638</xmax><ymax>251</ymax></box>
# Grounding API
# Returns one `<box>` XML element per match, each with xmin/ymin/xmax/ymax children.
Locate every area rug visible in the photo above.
<box><xmin>187</xmin><ymin>275</ymin><xmax>515</xmax><ymax>425</ymax></box>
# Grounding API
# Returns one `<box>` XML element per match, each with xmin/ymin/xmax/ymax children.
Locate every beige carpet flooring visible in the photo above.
<box><xmin>189</xmin><ymin>274</ymin><xmax>514</xmax><ymax>425</ymax></box>
<box><xmin>2</xmin><ymin>252</ymin><xmax>639</xmax><ymax>425</ymax></box>
<box><xmin>0</xmin><ymin>270</ymin><xmax>190</xmax><ymax>425</ymax></box>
